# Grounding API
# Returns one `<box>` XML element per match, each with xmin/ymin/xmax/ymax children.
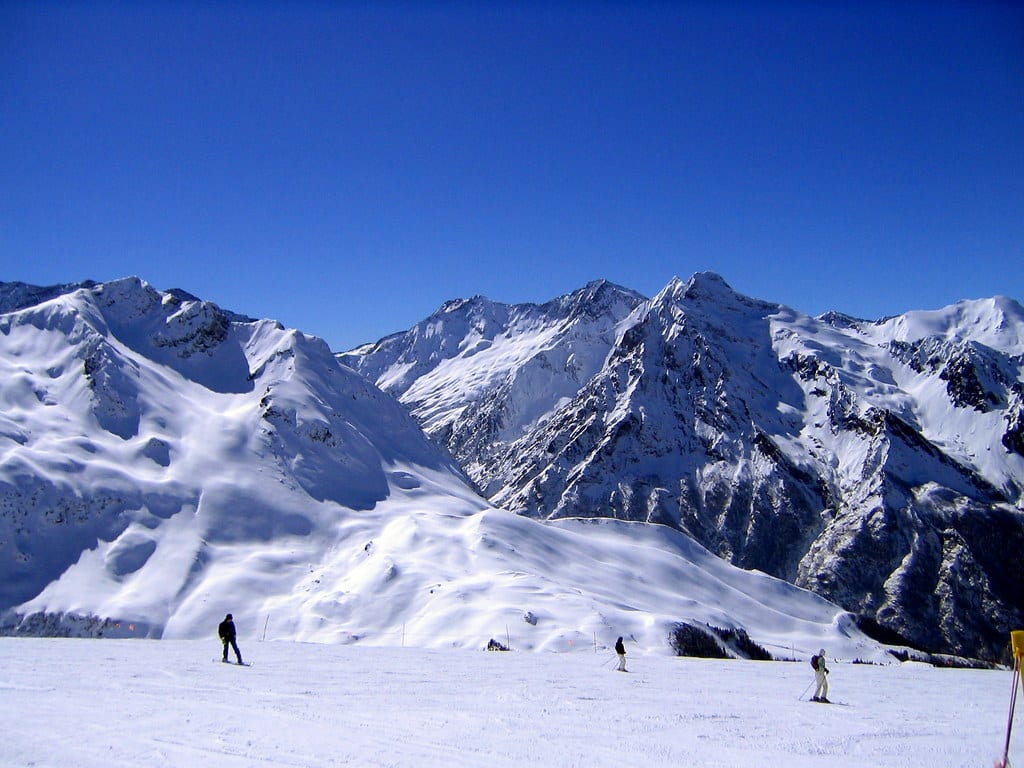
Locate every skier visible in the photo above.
<box><xmin>811</xmin><ymin>648</ymin><xmax>829</xmax><ymax>702</ymax></box>
<box><xmin>615</xmin><ymin>636</ymin><xmax>627</xmax><ymax>672</ymax></box>
<box><xmin>218</xmin><ymin>613</ymin><xmax>243</xmax><ymax>664</ymax></box>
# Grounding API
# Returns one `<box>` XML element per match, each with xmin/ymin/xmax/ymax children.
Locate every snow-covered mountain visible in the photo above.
<box><xmin>0</xmin><ymin>277</ymin><xmax>886</xmax><ymax>662</ymax></box>
<box><xmin>342</xmin><ymin>280</ymin><xmax>647</xmax><ymax>490</ymax></box>
<box><xmin>341</xmin><ymin>273</ymin><xmax>1024</xmax><ymax>661</ymax></box>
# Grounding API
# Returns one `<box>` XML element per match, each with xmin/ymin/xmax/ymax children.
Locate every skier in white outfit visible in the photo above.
<box><xmin>811</xmin><ymin>648</ymin><xmax>830</xmax><ymax>702</ymax></box>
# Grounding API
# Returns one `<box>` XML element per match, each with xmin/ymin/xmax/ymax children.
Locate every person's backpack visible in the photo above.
<box><xmin>810</xmin><ymin>655</ymin><xmax>820</xmax><ymax>671</ymax></box>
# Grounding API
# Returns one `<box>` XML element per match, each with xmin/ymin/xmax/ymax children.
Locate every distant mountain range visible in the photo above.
<box><xmin>0</xmin><ymin>277</ymin><xmax>892</xmax><ymax>663</ymax></box>
<box><xmin>341</xmin><ymin>272</ymin><xmax>1024</xmax><ymax>661</ymax></box>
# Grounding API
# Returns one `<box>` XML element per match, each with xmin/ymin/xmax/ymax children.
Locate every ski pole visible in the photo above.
<box><xmin>600</xmin><ymin>654</ymin><xmax>617</xmax><ymax>669</ymax></box>
<box><xmin>798</xmin><ymin>678</ymin><xmax>815</xmax><ymax>701</ymax></box>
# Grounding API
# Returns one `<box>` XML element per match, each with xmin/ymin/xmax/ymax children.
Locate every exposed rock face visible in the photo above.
<box><xmin>344</xmin><ymin>273</ymin><xmax>1024</xmax><ymax>660</ymax></box>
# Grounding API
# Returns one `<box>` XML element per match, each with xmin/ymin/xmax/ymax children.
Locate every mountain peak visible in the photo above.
<box><xmin>656</xmin><ymin>272</ymin><xmax>737</xmax><ymax>306</ymax></box>
<box><xmin>550</xmin><ymin>280</ymin><xmax>646</xmax><ymax>322</ymax></box>
<box><xmin>684</xmin><ymin>271</ymin><xmax>733</xmax><ymax>294</ymax></box>
<box><xmin>0</xmin><ymin>279</ymin><xmax>100</xmax><ymax>314</ymax></box>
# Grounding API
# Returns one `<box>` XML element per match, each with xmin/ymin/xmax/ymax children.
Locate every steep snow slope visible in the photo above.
<box><xmin>0</xmin><ymin>278</ymin><xmax>882</xmax><ymax>660</ymax></box>
<box><xmin>343</xmin><ymin>272</ymin><xmax>1024</xmax><ymax>661</ymax></box>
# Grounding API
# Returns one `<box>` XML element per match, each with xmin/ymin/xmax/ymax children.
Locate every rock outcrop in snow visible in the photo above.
<box><xmin>343</xmin><ymin>273</ymin><xmax>1024</xmax><ymax>661</ymax></box>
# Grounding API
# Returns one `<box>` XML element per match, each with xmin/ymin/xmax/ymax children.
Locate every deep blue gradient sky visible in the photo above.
<box><xmin>3</xmin><ymin>2</ymin><xmax>1022</xmax><ymax>350</ymax></box>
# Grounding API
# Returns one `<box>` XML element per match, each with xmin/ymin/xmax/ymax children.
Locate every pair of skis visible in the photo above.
<box><xmin>799</xmin><ymin>680</ymin><xmax>846</xmax><ymax>705</ymax></box>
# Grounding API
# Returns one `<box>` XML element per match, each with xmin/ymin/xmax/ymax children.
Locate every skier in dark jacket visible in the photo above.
<box><xmin>218</xmin><ymin>613</ymin><xmax>243</xmax><ymax>664</ymax></box>
<box><xmin>615</xmin><ymin>636</ymin><xmax>627</xmax><ymax>672</ymax></box>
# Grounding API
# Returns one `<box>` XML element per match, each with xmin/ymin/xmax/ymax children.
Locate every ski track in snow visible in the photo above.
<box><xmin>0</xmin><ymin>638</ymin><xmax>1017</xmax><ymax>768</ymax></box>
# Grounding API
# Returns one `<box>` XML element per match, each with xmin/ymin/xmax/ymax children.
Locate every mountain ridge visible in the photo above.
<box><xmin>0</xmin><ymin>276</ymin><xmax>889</xmax><ymax>663</ymax></box>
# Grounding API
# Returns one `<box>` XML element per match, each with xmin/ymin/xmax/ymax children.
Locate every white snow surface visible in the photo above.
<box><xmin>0</xmin><ymin>637</ymin><xmax>1018</xmax><ymax>768</ymax></box>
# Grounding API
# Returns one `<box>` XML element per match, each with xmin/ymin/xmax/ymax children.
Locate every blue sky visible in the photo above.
<box><xmin>2</xmin><ymin>2</ymin><xmax>1022</xmax><ymax>351</ymax></box>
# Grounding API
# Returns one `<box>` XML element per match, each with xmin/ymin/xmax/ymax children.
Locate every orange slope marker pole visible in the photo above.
<box><xmin>998</xmin><ymin>631</ymin><xmax>1024</xmax><ymax>768</ymax></box>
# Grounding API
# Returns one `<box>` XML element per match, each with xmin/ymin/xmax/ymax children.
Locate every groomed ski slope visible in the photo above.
<box><xmin>0</xmin><ymin>638</ymin><xmax>1016</xmax><ymax>767</ymax></box>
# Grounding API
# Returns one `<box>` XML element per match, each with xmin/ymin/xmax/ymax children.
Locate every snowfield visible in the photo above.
<box><xmin>0</xmin><ymin>638</ymin><xmax>1017</xmax><ymax>768</ymax></box>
